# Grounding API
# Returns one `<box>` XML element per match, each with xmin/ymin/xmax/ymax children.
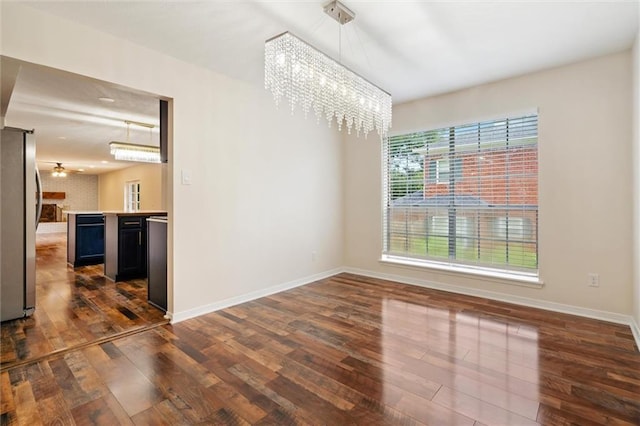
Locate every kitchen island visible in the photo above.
<box><xmin>103</xmin><ymin>211</ymin><xmax>167</xmax><ymax>282</ymax></box>
<box><xmin>66</xmin><ymin>211</ymin><xmax>105</xmax><ymax>267</ymax></box>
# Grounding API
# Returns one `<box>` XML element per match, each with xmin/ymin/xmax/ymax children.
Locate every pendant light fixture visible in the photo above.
<box><xmin>109</xmin><ymin>120</ymin><xmax>160</xmax><ymax>163</ymax></box>
<box><xmin>264</xmin><ymin>0</ymin><xmax>392</xmax><ymax>140</ymax></box>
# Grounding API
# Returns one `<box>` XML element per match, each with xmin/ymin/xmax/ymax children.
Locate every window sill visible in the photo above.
<box><xmin>379</xmin><ymin>255</ymin><xmax>544</xmax><ymax>289</ymax></box>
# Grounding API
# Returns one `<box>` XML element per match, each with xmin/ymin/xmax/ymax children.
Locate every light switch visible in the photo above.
<box><xmin>181</xmin><ymin>169</ymin><xmax>192</xmax><ymax>185</ymax></box>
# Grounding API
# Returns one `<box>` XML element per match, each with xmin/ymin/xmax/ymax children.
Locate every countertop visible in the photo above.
<box><xmin>102</xmin><ymin>211</ymin><xmax>167</xmax><ymax>216</ymax></box>
<box><xmin>65</xmin><ymin>211</ymin><xmax>103</xmax><ymax>215</ymax></box>
<box><xmin>66</xmin><ymin>211</ymin><xmax>167</xmax><ymax>216</ymax></box>
<box><xmin>147</xmin><ymin>217</ymin><xmax>168</xmax><ymax>223</ymax></box>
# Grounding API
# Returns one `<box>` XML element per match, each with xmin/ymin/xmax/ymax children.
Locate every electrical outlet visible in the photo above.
<box><xmin>588</xmin><ymin>273</ymin><xmax>599</xmax><ymax>287</ymax></box>
<box><xmin>311</xmin><ymin>251</ymin><xmax>317</xmax><ymax>261</ymax></box>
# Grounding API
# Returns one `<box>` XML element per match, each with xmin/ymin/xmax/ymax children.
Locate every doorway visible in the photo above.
<box><xmin>0</xmin><ymin>57</ymin><xmax>172</xmax><ymax>370</ymax></box>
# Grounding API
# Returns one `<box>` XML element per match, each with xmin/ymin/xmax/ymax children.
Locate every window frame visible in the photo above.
<box><xmin>382</xmin><ymin>114</ymin><xmax>539</xmax><ymax>279</ymax></box>
<box><xmin>124</xmin><ymin>180</ymin><xmax>141</xmax><ymax>212</ymax></box>
<box><xmin>435</xmin><ymin>158</ymin><xmax>450</xmax><ymax>184</ymax></box>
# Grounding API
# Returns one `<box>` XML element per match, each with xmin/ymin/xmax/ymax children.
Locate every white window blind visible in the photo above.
<box><xmin>383</xmin><ymin>114</ymin><xmax>538</xmax><ymax>274</ymax></box>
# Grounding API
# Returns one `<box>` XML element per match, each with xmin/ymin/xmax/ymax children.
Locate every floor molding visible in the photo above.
<box><xmin>169</xmin><ymin>268</ymin><xmax>343</xmax><ymax>324</ymax></box>
<box><xmin>0</xmin><ymin>320</ymin><xmax>169</xmax><ymax>373</ymax></box>
<box><xmin>36</xmin><ymin>223</ymin><xmax>66</xmax><ymax>234</ymax></box>
<box><xmin>631</xmin><ymin>316</ymin><xmax>640</xmax><ymax>351</ymax></box>
<box><xmin>344</xmin><ymin>267</ymin><xmax>640</xmax><ymax>350</ymax></box>
<box><xmin>169</xmin><ymin>265</ymin><xmax>640</xmax><ymax>352</ymax></box>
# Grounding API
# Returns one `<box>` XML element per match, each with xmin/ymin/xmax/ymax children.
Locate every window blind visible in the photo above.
<box><xmin>383</xmin><ymin>114</ymin><xmax>538</xmax><ymax>274</ymax></box>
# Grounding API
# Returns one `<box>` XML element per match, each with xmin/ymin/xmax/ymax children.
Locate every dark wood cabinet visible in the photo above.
<box><xmin>67</xmin><ymin>213</ymin><xmax>104</xmax><ymax>267</ymax></box>
<box><xmin>119</xmin><ymin>216</ymin><xmax>146</xmax><ymax>278</ymax></box>
<box><xmin>104</xmin><ymin>213</ymin><xmax>165</xmax><ymax>281</ymax></box>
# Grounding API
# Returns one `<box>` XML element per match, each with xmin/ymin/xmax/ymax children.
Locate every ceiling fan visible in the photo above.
<box><xmin>51</xmin><ymin>162</ymin><xmax>67</xmax><ymax>177</ymax></box>
<box><xmin>40</xmin><ymin>160</ymin><xmax>93</xmax><ymax>177</ymax></box>
<box><xmin>43</xmin><ymin>162</ymin><xmax>83</xmax><ymax>177</ymax></box>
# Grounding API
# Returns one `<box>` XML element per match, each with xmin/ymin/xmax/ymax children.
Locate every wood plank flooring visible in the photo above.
<box><xmin>1</xmin><ymin>232</ymin><xmax>167</xmax><ymax>370</ymax></box>
<box><xmin>2</xmin><ymin>272</ymin><xmax>639</xmax><ymax>425</ymax></box>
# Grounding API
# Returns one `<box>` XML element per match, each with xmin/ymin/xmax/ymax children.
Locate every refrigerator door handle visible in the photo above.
<box><xmin>35</xmin><ymin>166</ymin><xmax>43</xmax><ymax>228</ymax></box>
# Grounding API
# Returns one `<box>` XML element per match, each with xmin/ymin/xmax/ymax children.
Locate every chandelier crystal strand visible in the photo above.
<box><xmin>265</xmin><ymin>32</ymin><xmax>392</xmax><ymax>140</ymax></box>
<box><xmin>109</xmin><ymin>142</ymin><xmax>160</xmax><ymax>163</ymax></box>
<box><xmin>109</xmin><ymin>120</ymin><xmax>160</xmax><ymax>163</ymax></box>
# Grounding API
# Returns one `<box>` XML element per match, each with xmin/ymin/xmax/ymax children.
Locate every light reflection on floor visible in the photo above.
<box><xmin>381</xmin><ymin>297</ymin><xmax>540</xmax><ymax>425</ymax></box>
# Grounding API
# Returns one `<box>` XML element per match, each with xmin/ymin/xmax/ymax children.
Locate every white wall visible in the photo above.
<box><xmin>98</xmin><ymin>163</ymin><xmax>164</xmax><ymax>211</ymax></box>
<box><xmin>345</xmin><ymin>51</ymin><xmax>633</xmax><ymax>316</ymax></box>
<box><xmin>1</xmin><ymin>3</ymin><xmax>343</xmax><ymax>318</ymax></box>
<box><xmin>3</xmin><ymin>2</ymin><xmax>635</xmax><ymax>325</ymax></box>
<box><xmin>633</xmin><ymin>28</ymin><xmax>640</xmax><ymax>331</ymax></box>
<box><xmin>41</xmin><ymin>173</ymin><xmax>98</xmax><ymax>212</ymax></box>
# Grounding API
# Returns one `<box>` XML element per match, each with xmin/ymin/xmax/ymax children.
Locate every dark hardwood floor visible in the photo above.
<box><xmin>1</xmin><ymin>232</ymin><xmax>167</xmax><ymax>370</ymax></box>
<box><xmin>2</xmin><ymin>268</ymin><xmax>639</xmax><ymax>425</ymax></box>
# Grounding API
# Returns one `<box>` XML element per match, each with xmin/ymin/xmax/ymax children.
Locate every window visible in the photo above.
<box><xmin>383</xmin><ymin>114</ymin><xmax>538</xmax><ymax>274</ymax></box>
<box><xmin>124</xmin><ymin>180</ymin><xmax>140</xmax><ymax>211</ymax></box>
<box><xmin>430</xmin><ymin>216</ymin><xmax>474</xmax><ymax>238</ymax></box>
<box><xmin>493</xmin><ymin>217</ymin><xmax>531</xmax><ymax>241</ymax></box>
<box><xmin>428</xmin><ymin>158</ymin><xmax>463</xmax><ymax>184</ymax></box>
<box><xmin>436</xmin><ymin>159</ymin><xmax>450</xmax><ymax>184</ymax></box>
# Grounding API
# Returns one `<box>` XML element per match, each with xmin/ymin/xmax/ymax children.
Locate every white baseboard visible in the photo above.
<box><xmin>36</xmin><ymin>222</ymin><xmax>66</xmax><ymax>234</ymax></box>
<box><xmin>166</xmin><ymin>265</ymin><xmax>640</xmax><ymax>353</ymax></box>
<box><xmin>343</xmin><ymin>267</ymin><xmax>639</xmax><ymax>348</ymax></box>
<box><xmin>168</xmin><ymin>268</ymin><xmax>343</xmax><ymax>324</ymax></box>
<box><xmin>631</xmin><ymin>317</ymin><xmax>640</xmax><ymax>351</ymax></box>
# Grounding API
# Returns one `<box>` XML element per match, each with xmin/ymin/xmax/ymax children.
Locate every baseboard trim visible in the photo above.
<box><xmin>167</xmin><ymin>265</ymin><xmax>640</xmax><ymax>353</ymax></box>
<box><xmin>631</xmin><ymin>317</ymin><xmax>640</xmax><ymax>352</ymax></box>
<box><xmin>168</xmin><ymin>268</ymin><xmax>343</xmax><ymax>324</ymax></box>
<box><xmin>343</xmin><ymin>266</ymin><xmax>635</xmax><ymax>326</ymax></box>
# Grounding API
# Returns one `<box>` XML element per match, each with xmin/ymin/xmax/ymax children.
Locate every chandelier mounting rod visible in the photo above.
<box><xmin>323</xmin><ymin>1</ymin><xmax>355</xmax><ymax>25</ymax></box>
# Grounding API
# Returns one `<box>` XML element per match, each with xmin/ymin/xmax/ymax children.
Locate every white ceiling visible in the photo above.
<box><xmin>3</xmin><ymin>0</ymin><xmax>639</xmax><ymax>174</ymax></box>
<box><xmin>23</xmin><ymin>0</ymin><xmax>640</xmax><ymax>102</ymax></box>
<box><xmin>4</xmin><ymin>60</ymin><xmax>161</xmax><ymax>174</ymax></box>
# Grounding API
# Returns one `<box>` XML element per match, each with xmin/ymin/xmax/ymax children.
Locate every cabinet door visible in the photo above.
<box><xmin>76</xmin><ymin>224</ymin><xmax>104</xmax><ymax>260</ymax></box>
<box><xmin>119</xmin><ymin>228</ymin><xmax>143</xmax><ymax>275</ymax></box>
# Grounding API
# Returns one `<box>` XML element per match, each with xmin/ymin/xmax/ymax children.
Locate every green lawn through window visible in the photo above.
<box><xmin>389</xmin><ymin>235</ymin><xmax>537</xmax><ymax>270</ymax></box>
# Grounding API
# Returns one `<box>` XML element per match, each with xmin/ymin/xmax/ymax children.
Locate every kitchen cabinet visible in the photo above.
<box><xmin>67</xmin><ymin>213</ymin><xmax>104</xmax><ymax>267</ymax></box>
<box><xmin>104</xmin><ymin>212</ymin><xmax>166</xmax><ymax>281</ymax></box>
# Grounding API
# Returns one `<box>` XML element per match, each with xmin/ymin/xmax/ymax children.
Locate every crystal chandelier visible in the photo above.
<box><xmin>110</xmin><ymin>142</ymin><xmax>160</xmax><ymax>163</ymax></box>
<box><xmin>110</xmin><ymin>120</ymin><xmax>160</xmax><ymax>163</ymax></box>
<box><xmin>264</xmin><ymin>1</ymin><xmax>392</xmax><ymax>139</ymax></box>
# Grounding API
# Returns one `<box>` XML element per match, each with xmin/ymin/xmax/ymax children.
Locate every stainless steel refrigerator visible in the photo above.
<box><xmin>1</xmin><ymin>127</ymin><xmax>42</xmax><ymax>321</ymax></box>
